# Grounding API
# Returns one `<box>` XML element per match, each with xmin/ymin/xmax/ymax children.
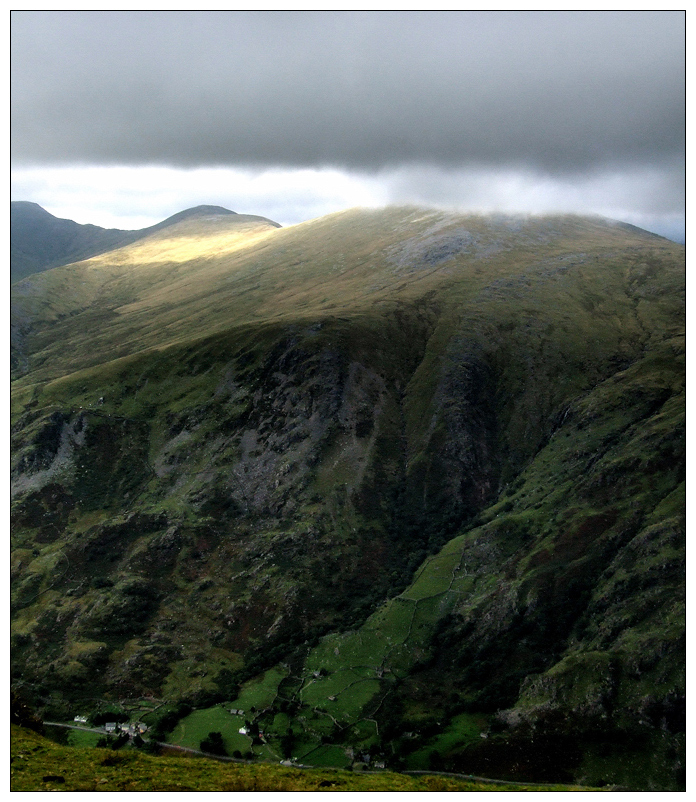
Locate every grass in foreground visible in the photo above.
<box><xmin>10</xmin><ymin>725</ymin><xmax>593</xmax><ymax>792</ymax></box>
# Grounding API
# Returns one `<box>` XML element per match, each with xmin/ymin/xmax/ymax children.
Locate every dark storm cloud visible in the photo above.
<box><xmin>11</xmin><ymin>10</ymin><xmax>684</xmax><ymax>173</ymax></box>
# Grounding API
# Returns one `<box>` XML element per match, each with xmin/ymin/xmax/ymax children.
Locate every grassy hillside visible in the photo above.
<box><xmin>10</xmin><ymin>201</ymin><xmax>139</xmax><ymax>284</ymax></box>
<box><xmin>12</xmin><ymin>725</ymin><xmax>587</xmax><ymax>792</ymax></box>
<box><xmin>10</xmin><ymin>206</ymin><xmax>685</xmax><ymax>789</ymax></box>
<box><xmin>10</xmin><ymin>201</ymin><xmax>279</xmax><ymax>285</ymax></box>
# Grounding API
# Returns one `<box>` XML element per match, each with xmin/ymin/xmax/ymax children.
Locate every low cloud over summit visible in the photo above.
<box><xmin>11</xmin><ymin>11</ymin><xmax>684</xmax><ymax>239</ymax></box>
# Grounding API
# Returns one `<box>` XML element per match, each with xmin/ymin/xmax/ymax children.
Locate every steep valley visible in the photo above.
<box><xmin>10</xmin><ymin>205</ymin><xmax>685</xmax><ymax>789</ymax></box>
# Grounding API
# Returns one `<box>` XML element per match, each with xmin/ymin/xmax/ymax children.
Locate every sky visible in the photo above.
<box><xmin>10</xmin><ymin>10</ymin><xmax>685</xmax><ymax>241</ymax></box>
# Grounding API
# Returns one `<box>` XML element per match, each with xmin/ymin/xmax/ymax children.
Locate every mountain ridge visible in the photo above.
<box><xmin>10</xmin><ymin>201</ymin><xmax>281</xmax><ymax>284</ymax></box>
<box><xmin>11</xmin><ymin>206</ymin><xmax>670</xmax><ymax>385</ymax></box>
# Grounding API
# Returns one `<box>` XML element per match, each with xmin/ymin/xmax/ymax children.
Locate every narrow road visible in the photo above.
<box><xmin>44</xmin><ymin>722</ymin><xmax>107</xmax><ymax>735</ymax></box>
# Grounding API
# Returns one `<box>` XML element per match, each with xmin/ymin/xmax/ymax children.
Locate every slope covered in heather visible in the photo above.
<box><xmin>10</xmin><ymin>205</ymin><xmax>685</xmax><ymax>789</ymax></box>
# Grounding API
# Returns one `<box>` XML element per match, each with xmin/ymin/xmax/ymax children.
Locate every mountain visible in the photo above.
<box><xmin>10</xmin><ymin>206</ymin><xmax>685</xmax><ymax>790</ymax></box>
<box><xmin>11</xmin><ymin>201</ymin><xmax>137</xmax><ymax>284</ymax></box>
<box><xmin>10</xmin><ymin>202</ymin><xmax>279</xmax><ymax>284</ymax></box>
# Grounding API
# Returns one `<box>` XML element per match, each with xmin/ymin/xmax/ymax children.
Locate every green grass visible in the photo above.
<box><xmin>10</xmin><ymin>726</ymin><xmax>600</xmax><ymax>792</ymax></box>
<box><xmin>11</xmin><ymin>726</ymin><xmax>595</xmax><ymax>791</ymax></box>
<box><xmin>231</xmin><ymin>666</ymin><xmax>288</xmax><ymax>712</ymax></box>
<box><xmin>301</xmin><ymin>744</ymin><xmax>352</xmax><ymax>768</ymax></box>
<box><xmin>169</xmin><ymin>707</ymin><xmax>251</xmax><ymax>754</ymax></box>
<box><xmin>65</xmin><ymin>729</ymin><xmax>104</xmax><ymax>748</ymax></box>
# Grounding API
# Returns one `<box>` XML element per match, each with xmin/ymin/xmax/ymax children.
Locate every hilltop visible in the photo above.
<box><xmin>10</xmin><ymin>205</ymin><xmax>685</xmax><ymax>790</ymax></box>
<box><xmin>9</xmin><ymin>201</ymin><xmax>280</xmax><ymax>284</ymax></box>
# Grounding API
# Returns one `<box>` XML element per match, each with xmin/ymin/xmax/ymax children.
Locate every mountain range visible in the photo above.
<box><xmin>10</xmin><ymin>202</ymin><xmax>685</xmax><ymax>789</ymax></box>
<box><xmin>10</xmin><ymin>201</ymin><xmax>279</xmax><ymax>284</ymax></box>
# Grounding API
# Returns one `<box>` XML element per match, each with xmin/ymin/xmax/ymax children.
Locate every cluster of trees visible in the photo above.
<box><xmin>95</xmin><ymin>732</ymin><xmax>129</xmax><ymax>750</ymax></box>
<box><xmin>148</xmin><ymin>702</ymin><xmax>192</xmax><ymax>741</ymax></box>
<box><xmin>200</xmin><ymin>731</ymin><xmax>228</xmax><ymax>756</ymax></box>
<box><xmin>89</xmin><ymin>710</ymin><xmax>129</xmax><ymax>727</ymax></box>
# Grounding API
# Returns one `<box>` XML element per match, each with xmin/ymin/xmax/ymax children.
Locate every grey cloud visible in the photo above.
<box><xmin>379</xmin><ymin>161</ymin><xmax>685</xmax><ymax>216</ymax></box>
<box><xmin>11</xmin><ymin>10</ymin><xmax>684</xmax><ymax>173</ymax></box>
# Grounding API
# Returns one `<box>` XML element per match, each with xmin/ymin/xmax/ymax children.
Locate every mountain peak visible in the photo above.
<box><xmin>155</xmin><ymin>205</ymin><xmax>237</xmax><ymax>226</ymax></box>
<box><xmin>11</xmin><ymin>202</ymin><xmax>281</xmax><ymax>282</ymax></box>
<box><xmin>10</xmin><ymin>200</ymin><xmax>56</xmax><ymax>220</ymax></box>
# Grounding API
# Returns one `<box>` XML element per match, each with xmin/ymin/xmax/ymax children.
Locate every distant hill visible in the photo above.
<box><xmin>10</xmin><ymin>202</ymin><xmax>280</xmax><ymax>283</ymax></box>
<box><xmin>11</xmin><ymin>202</ymin><xmax>138</xmax><ymax>284</ymax></box>
<box><xmin>10</xmin><ymin>205</ymin><xmax>684</xmax><ymax>790</ymax></box>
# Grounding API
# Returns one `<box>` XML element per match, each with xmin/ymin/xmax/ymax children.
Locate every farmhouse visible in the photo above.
<box><xmin>122</xmin><ymin>722</ymin><xmax>148</xmax><ymax>737</ymax></box>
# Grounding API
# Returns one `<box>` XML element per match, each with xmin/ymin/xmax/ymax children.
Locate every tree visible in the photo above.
<box><xmin>140</xmin><ymin>739</ymin><xmax>161</xmax><ymax>755</ymax></box>
<box><xmin>200</xmin><ymin>731</ymin><xmax>228</xmax><ymax>756</ymax></box>
<box><xmin>280</xmin><ymin>728</ymin><xmax>295</xmax><ymax>758</ymax></box>
<box><xmin>428</xmin><ymin>749</ymin><xmax>444</xmax><ymax>771</ymax></box>
<box><xmin>10</xmin><ymin>690</ymin><xmax>44</xmax><ymax>734</ymax></box>
<box><xmin>112</xmin><ymin>732</ymin><xmax>129</xmax><ymax>750</ymax></box>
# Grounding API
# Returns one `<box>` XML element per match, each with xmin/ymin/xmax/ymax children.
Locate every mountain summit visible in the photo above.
<box><xmin>10</xmin><ymin>205</ymin><xmax>685</xmax><ymax>789</ymax></box>
<box><xmin>11</xmin><ymin>201</ymin><xmax>138</xmax><ymax>283</ymax></box>
<box><xmin>10</xmin><ymin>202</ymin><xmax>281</xmax><ymax>283</ymax></box>
<box><xmin>138</xmin><ymin>204</ymin><xmax>281</xmax><ymax>235</ymax></box>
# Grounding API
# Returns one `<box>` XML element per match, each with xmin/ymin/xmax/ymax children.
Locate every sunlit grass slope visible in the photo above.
<box><xmin>12</xmin><ymin>206</ymin><xmax>678</xmax><ymax>385</ymax></box>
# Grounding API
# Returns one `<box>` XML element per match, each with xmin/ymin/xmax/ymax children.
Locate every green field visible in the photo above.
<box><xmin>65</xmin><ymin>729</ymin><xmax>104</xmax><ymax>748</ymax></box>
<box><xmin>169</xmin><ymin>707</ymin><xmax>251</xmax><ymax>754</ymax></box>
